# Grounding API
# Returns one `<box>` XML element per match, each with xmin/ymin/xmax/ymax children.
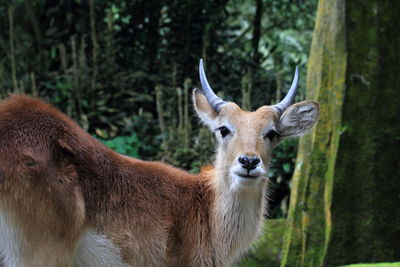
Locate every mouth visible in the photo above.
<box><xmin>233</xmin><ymin>169</ymin><xmax>265</xmax><ymax>179</ymax></box>
<box><xmin>238</xmin><ymin>170</ymin><xmax>259</xmax><ymax>179</ymax></box>
<box><xmin>230</xmin><ymin>165</ymin><xmax>267</xmax><ymax>183</ymax></box>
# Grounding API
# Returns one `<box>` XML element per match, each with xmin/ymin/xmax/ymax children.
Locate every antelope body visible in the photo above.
<box><xmin>0</xmin><ymin>60</ymin><xmax>319</xmax><ymax>267</ymax></box>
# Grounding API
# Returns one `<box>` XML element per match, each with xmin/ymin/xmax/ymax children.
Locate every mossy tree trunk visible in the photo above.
<box><xmin>281</xmin><ymin>0</ymin><xmax>400</xmax><ymax>266</ymax></box>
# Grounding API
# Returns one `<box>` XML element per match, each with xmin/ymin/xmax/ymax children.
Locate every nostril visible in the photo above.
<box><xmin>250</xmin><ymin>157</ymin><xmax>260</xmax><ymax>168</ymax></box>
<box><xmin>238</xmin><ymin>156</ymin><xmax>248</xmax><ymax>166</ymax></box>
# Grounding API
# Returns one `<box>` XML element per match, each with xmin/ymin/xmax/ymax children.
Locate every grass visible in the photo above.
<box><xmin>340</xmin><ymin>263</ymin><xmax>400</xmax><ymax>267</ymax></box>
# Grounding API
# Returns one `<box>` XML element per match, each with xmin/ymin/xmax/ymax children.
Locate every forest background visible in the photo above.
<box><xmin>0</xmin><ymin>0</ymin><xmax>399</xmax><ymax>266</ymax></box>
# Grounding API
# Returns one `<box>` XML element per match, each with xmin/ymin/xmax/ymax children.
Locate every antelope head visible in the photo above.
<box><xmin>193</xmin><ymin>59</ymin><xmax>319</xmax><ymax>191</ymax></box>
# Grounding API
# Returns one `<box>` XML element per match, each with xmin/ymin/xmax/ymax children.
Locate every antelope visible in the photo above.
<box><xmin>0</xmin><ymin>59</ymin><xmax>319</xmax><ymax>267</ymax></box>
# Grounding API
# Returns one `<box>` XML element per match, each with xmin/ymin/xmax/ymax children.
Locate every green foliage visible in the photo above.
<box><xmin>236</xmin><ymin>219</ymin><xmax>286</xmax><ymax>267</ymax></box>
<box><xmin>0</xmin><ymin>0</ymin><xmax>316</xmax><ymax>219</ymax></box>
<box><xmin>268</xmin><ymin>139</ymin><xmax>298</xmax><ymax>218</ymax></box>
<box><xmin>98</xmin><ymin>133</ymin><xmax>141</xmax><ymax>158</ymax></box>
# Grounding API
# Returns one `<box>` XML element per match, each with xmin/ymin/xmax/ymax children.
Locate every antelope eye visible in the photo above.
<box><xmin>264</xmin><ymin>130</ymin><xmax>279</xmax><ymax>141</ymax></box>
<box><xmin>219</xmin><ymin>126</ymin><xmax>231</xmax><ymax>138</ymax></box>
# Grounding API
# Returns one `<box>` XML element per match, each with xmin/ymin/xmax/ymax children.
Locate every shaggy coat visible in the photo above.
<box><xmin>0</xmin><ymin>95</ymin><xmax>217</xmax><ymax>266</ymax></box>
<box><xmin>0</xmin><ymin>93</ymin><xmax>319</xmax><ymax>267</ymax></box>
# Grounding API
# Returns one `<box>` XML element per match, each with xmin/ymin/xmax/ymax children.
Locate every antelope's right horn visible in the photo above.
<box><xmin>199</xmin><ymin>59</ymin><xmax>227</xmax><ymax>113</ymax></box>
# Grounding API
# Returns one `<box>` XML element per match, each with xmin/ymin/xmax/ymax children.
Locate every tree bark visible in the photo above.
<box><xmin>281</xmin><ymin>0</ymin><xmax>400</xmax><ymax>266</ymax></box>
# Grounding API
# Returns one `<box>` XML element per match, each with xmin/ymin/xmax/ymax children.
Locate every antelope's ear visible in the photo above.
<box><xmin>277</xmin><ymin>100</ymin><xmax>319</xmax><ymax>137</ymax></box>
<box><xmin>193</xmin><ymin>88</ymin><xmax>218</xmax><ymax>129</ymax></box>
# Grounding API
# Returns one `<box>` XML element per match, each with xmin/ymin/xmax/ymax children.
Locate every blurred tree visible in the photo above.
<box><xmin>281</xmin><ymin>0</ymin><xmax>400</xmax><ymax>266</ymax></box>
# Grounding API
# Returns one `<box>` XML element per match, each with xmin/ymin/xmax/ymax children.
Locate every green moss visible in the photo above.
<box><xmin>236</xmin><ymin>219</ymin><xmax>286</xmax><ymax>267</ymax></box>
<box><xmin>282</xmin><ymin>0</ymin><xmax>400</xmax><ymax>266</ymax></box>
<box><xmin>325</xmin><ymin>0</ymin><xmax>400</xmax><ymax>264</ymax></box>
<box><xmin>340</xmin><ymin>263</ymin><xmax>400</xmax><ymax>267</ymax></box>
<box><xmin>281</xmin><ymin>0</ymin><xmax>347</xmax><ymax>266</ymax></box>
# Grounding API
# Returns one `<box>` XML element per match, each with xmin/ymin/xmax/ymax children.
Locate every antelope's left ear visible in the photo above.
<box><xmin>277</xmin><ymin>101</ymin><xmax>319</xmax><ymax>137</ymax></box>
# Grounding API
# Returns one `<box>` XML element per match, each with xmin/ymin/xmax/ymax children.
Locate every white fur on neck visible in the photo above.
<box><xmin>210</xmin><ymin>171</ymin><xmax>267</xmax><ymax>267</ymax></box>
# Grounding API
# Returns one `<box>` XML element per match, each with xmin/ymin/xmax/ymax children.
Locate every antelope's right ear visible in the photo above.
<box><xmin>277</xmin><ymin>100</ymin><xmax>320</xmax><ymax>137</ymax></box>
<box><xmin>193</xmin><ymin>88</ymin><xmax>218</xmax><ymax>129</ymax></box>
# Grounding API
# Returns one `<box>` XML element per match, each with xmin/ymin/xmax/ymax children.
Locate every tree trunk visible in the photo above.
<box><xmin>252</xmin><ymin>0</ymin><xmax>263</xmax><ymax>64</ymax></box>
<box><xmin>241</xmin><ymin>0</ymin><xmax>263</xmax><ymax>111</ymax></box>
<box><xmin>281</xmin><ymin>0</ymin><xmax>400</xmax><ymax>266</ymax></box>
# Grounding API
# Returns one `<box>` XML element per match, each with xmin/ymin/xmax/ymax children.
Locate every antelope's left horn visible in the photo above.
<box><xmin>199</xmin><ymin>59</ymin><xmax>227</xmax><ymax>113</ymax></box>
<box><xmin>273</xmin><ymin>66</ymin><xmax>299</xmax><ymax>114</ymax></box>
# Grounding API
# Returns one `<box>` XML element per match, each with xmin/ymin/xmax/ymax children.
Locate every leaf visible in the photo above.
<box><xmin>45</xmin><ymin>28</ymin><xmax>58</xmax><ymax>37</ymax></box>
<box><xmin>283</xmin><ymin>163</ymin><xmax>291</xmax><ymax>174</ymax></box>
<box><xmin>95</xmin><ymin>129</ymin><xmax>107</xmax><ymax>138</ymax></box>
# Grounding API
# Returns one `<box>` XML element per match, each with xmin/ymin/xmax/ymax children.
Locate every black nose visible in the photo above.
<box><xmin>238</xmin><ymin>155</ymin><xmax>260</xmax><ymax>170</ymax></box>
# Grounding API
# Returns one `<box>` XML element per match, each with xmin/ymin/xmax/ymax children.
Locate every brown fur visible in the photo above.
<box><xmin>0</xmin><ymin>93</ymin><xmax>319</xmax><ymax>267</ymax></box>
<box><xmin>0</xmin><ymin>95</ymin><xmax>215</xmax><ymax>266</ymax></box>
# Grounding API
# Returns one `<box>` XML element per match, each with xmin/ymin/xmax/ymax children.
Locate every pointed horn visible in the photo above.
<box><xmin>199</xmin><ymin>59</ymin><xmax>227</xmax><ymax>113</ymax></box>
<box><xmin>273</xmin><ymin>66</ymin><xmax>299</xmax><ymax>114</ymax></box>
